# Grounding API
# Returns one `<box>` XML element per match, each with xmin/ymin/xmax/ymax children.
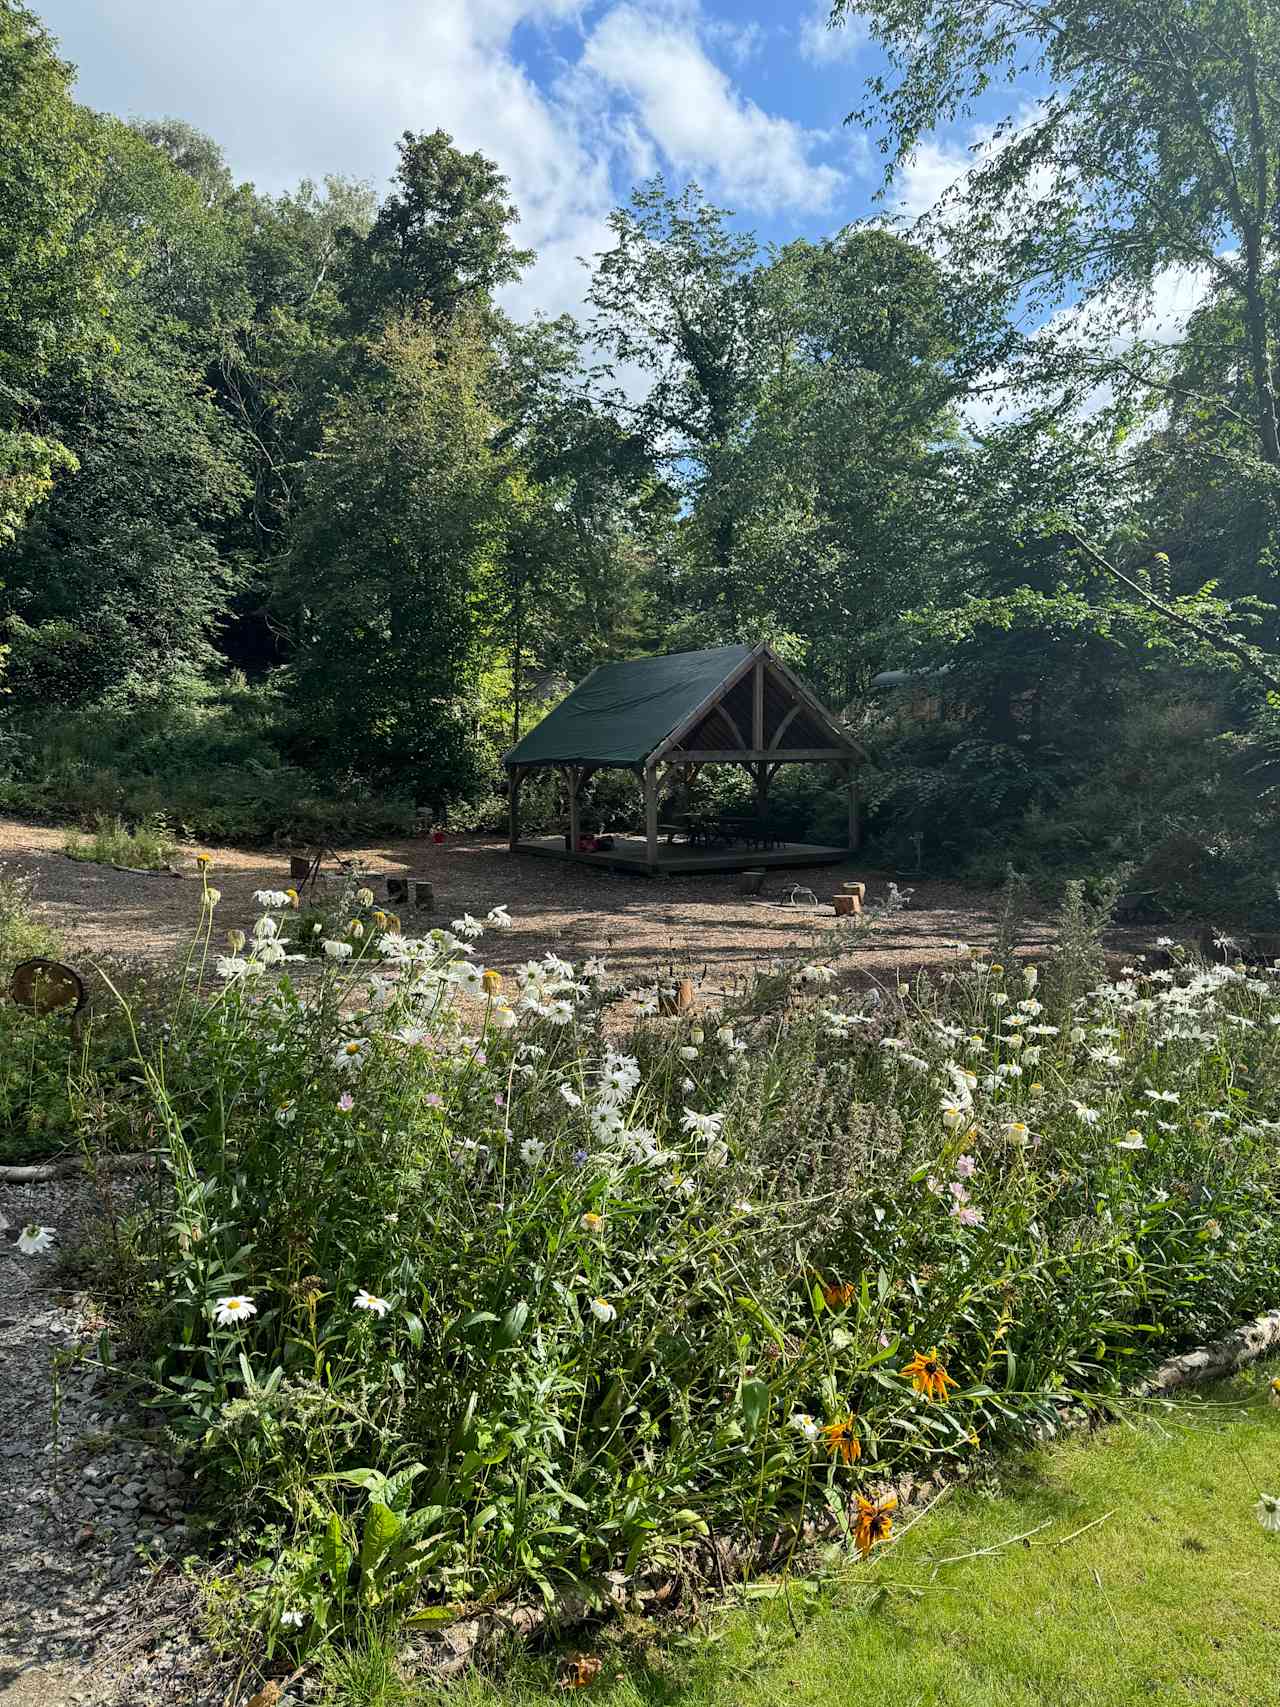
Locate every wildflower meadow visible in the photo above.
<box><xmin>32</xmin><ymin>869</ymin><xmax>1270</xmax><ymax>1665</ymax></box>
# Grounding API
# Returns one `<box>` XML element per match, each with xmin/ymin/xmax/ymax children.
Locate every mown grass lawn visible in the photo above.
<box><xmin>425</xmin><ymin>1365</ymin><xmax>1280</xmax><ymax>1707</ymax></box>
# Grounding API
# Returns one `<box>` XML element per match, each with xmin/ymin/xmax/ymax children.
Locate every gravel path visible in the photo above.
<box><xmin>0</xmin><ymin>1180</ymin><xmax>245</xmax><ymax>1707</ymax></box>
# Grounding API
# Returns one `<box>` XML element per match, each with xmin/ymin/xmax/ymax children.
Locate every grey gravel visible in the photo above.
<box><xmin>0</xmin><ymin>1177</ymin><xmax>244</xmax><ymax>1706</ymax></box>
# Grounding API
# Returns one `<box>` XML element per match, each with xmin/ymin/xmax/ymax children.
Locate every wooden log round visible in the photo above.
<box><xmin>9</xmin><ymin>958</ymin><xmax>86</xmax><ymax>1016</ymax></box>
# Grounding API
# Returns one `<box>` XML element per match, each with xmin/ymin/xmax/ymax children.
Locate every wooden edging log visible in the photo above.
<box><xmin>399</xmin><ymin>1305</ymin><xmax>1280</xmax><ymax>1685</ymax></box>
<box><xmin>0</xmin><ymin>1152</ymin><xmax>154</xmax><ymax>1184</ymax></box>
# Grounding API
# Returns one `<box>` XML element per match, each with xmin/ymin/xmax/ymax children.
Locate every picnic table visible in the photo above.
<box><xmin>661</xmin><ymin>812</ymin><xmax>786</xmax><ymax>850</ymax></box>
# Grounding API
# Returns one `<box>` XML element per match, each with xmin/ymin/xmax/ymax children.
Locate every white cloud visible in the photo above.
<box><xmin>798</xmin><ymin>1</ymin><xmax>866</xmax><ymax>65</ymax></box>
<box><xmin>41</xmin><ymin>0</ymin><xmax>846</xmax><ymax>327</ymax></box>
<box><xmin>578</xmin><ymin>4</ymin><xmax>844</xmax><ymax>213</ymax></box>
<box><xmin>961</xmin><ymin>262</ymin><xmax>1216</xmax><ymax>431</ymax></box>
<box><xmin>892</xmin><ymin>138</ymin><xmax>974</xmax><ymax>222</ymax></box>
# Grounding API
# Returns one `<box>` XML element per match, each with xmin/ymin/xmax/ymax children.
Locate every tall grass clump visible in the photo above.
<box><xmin>64</xmin><ymin>811</ymin><xmax>176</xmax><ymax>870</ymax></box>
<box><xmin>89</xmin><ymin>882</ymin><xmax>1280</xmax><ymax>1665</ymax></box>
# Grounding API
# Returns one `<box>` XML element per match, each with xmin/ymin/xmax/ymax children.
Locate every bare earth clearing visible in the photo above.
<box><xmin>0</xmin><ymin>817</ymin><xmax>1041</xmax><ymax>994</ymax></box>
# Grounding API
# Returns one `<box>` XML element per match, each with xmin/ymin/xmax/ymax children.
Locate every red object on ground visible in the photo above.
<box><xmin>578</xmin><ymin>835</ymin><xmax>597</xmax><ymax>852</ymax></box>
<box><xmin>432</xmin><ymin>830</ymin><xmax>445</xmax><ymax>844</ymax></box>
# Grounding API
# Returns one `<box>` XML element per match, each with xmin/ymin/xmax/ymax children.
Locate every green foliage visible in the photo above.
<box><xmin>0</xmin><ymin>864</ymin><xmax>150</xmax><ymax>1165</ymax></box>
<box><xmin>63</xmin><ymin>813</ymin><xmax>176</xmax><ymax>871</ymax></box>
<box><xmin>0</xmin><ymin>864</ymin><xmax>60</xmax><ymax>971</ymax></box>
<box><xmin>96</xmin><ymin>893</ymin><xmax>1280</xmax><ymax>1664</ymax></box>
<box><xmin>341</xmin><ymin>129</ymin><xmax>532</xmax><ymax>328</ymax></box>
<box><xmin>0</xmin><ymin>677</ymin><xmax>413</xmax><ymax>844</ymax></box>
<box><xmin>449</xmin><ymin>1368</ymin><xmax>1280</xmax><ymax>1707</ymax></box>
<box><xmin>0</xmin><ymin>1</ymin><xmax>122</xmax><ymax>542</ymax></box>
<box><xmin>282</xmin><ymin>315</ymin><xmax>504</xmax><ymax>811</ymax></box>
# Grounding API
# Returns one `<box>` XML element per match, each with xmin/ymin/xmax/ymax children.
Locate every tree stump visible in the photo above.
<box><xmin>387</xmin><ymin>877</ymin><xmax>433</xmax><ymax>909</ymax></box>
<box><xmin>738</xmin><ymin>868</ymin><xmax>765</xmax><ymax>896</ymax></box>
<box><xmin>833</xmin><ymin>894</ymin><xmax>862</xmax><ymax>917</ymax></box>
<box><xmin>658</xmin><ymin>979</ymin><xmax>694</xmax><ymax>1016</ymax></box>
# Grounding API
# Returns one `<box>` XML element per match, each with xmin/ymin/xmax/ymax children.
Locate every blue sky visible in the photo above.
<box><xmin>34</xmin><ymin>0</ymin><xmax>994</xmax><ymax>323</ymax></box>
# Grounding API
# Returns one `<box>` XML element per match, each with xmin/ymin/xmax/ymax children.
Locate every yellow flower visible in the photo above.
<box><xmin>196</xmin><ymin>853</ymin><xmax>212</xmax><ymax>869</ymax></box>
<box><xmin>386</xmin><ymin>913</ymin><xmax>402</xmax><ymax>935</ymax></box>
<box><xmin>1030</xmin><ymin>1081</ymin><xmax>1045</xmax><ymax>1095</ymax></box>
<box><xmin>1270</xmin><ymin>1377</ymin><xmax>1280</xmax><ymax>1409</ymax></box>
<box><xmin>285</xmin><ymin>887</ymin><xmax>299</xmax><ymax>908</ymax></box>
<box><xmin>900</xmin><ymin>1346</ymin><xmax>959</xmax><ymax>1402</ymax></box>
<box><xmin>989</xmin><ymin>963</ymin><xmax>1004</xmax><ymax>976</ymax></box>
<box><xmin>822</xmin><ymin>1279</ymin><xmax>856</xmax><ymax>1308</ymax></box>
<box><xmin>347</xmin><ymin>919</ymin><xmax>365</xmax><ymax>939</ymax></box>
<box><xmin>372</xmin><ymin>910</ymin><xmax>388</xmax><ymax>929</ymax></box>
<box><xmin>482</xmin><ymin>969</ymin><xmax>503</xmax><ymax>996</ymax></box>
<box><xmin>821</xmin><ymin>1414</ymin><xmax>861</xmax><ymax>1466</ymax></box>
<box><xmin>579</xmin><ymin>1210</ymin><xmax>604</xmax><ymax>1235</ymax></box>
<box><xmin>854</xmin><ymin>1492</ymin><xmax>896</xmax><ymax>1555</ymax></box>
<box><xmin>356</xmin><ymin>887</ymin><xmax>375</xmax><ymax>909</ymax></box>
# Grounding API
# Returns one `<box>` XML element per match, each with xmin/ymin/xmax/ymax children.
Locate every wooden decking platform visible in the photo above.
<box><xmin>513</xmin><ymin>835</ymin><xmax>848</xmax><ymax>876</ymax></box>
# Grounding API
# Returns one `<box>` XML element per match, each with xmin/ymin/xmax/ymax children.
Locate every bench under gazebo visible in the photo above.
<box><xmin>503</xmin><ymin>642</ymin><xmax>863</xmax><ymax>875</ymax></box>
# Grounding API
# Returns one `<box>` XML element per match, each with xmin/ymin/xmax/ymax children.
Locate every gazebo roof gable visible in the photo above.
<box><xmin>503</xmin><ymin>643</ymin><xmax>857</xmax><ymax>769</ymax></box>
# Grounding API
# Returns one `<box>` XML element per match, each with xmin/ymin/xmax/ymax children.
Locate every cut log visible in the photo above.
<box><xmin>1137</xmin><ymin>1308</ymin><xmax>1280</xmax><ymax>1395</ymax></box>
<box><xmin>658</xmin><ymin>979</ymin><xmax>694</xmax><ymax>1016</ymax></box>
<box><xmin>0</xmin><ymin>1152</ymin><xmax>153</xmax><ymax>1183</ymax></box>
<box><xmin>833</xmin><ymin>894</ymin><xmax>862</xmax><ymax>917</ymax></box>
<box><xmin>413</xmin><ymin>880</ymin><xmax>434</xmax><ymax>909</ymax></box>
<box><xmin>737</xmin><ymin>868</ymin><xmax>765</xmax><ymax>896</ymax></box>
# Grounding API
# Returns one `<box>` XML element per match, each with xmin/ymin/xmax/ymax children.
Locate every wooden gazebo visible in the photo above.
<box><xmin>503</xmin><ymin>642</ymin><xmax>863</xmax><ymax>875</ymax></box>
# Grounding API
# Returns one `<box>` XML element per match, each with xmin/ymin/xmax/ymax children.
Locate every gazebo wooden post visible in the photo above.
<box><xmin>643</xmin><ymin>762</ymin><xmax>659</xmax><ymax>869</ymax></box>
<box><xmin>508</xmin><ymin>766</ymin><xmax>523</xmax><ymax>851</ymax></box>
<box><xmin>566</xmin><ymin>764</ymin><xmax>581</xmax><ymax>855</ymax></box>
<box><xmin>843</xmin><ymin>762</ymin><xmax>861</xmax><ymax>852</ymax></box>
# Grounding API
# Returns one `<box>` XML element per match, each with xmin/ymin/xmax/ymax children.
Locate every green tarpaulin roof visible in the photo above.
<box><xmin>504</xmin><ymin>644</ymin><xmax>753</xmax><ymax>767</ymax></box>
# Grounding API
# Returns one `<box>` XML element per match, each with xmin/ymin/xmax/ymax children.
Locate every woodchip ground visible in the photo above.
<box><xmin>0</xmin><ymin>817</ymin><xmax>1043</xmax><ymax>996</ymax></box>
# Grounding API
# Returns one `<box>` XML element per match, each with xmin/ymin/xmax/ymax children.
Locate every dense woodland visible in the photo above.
<box><xmin>2</xmin><ymin>0</ymin><xmax>1279</xmax><ymax>919</ymax></box>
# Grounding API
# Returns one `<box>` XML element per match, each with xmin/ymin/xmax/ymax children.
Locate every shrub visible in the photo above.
<box><xmin>64</xmin><ymin>812</ymin><xmax>176</xmax><ymax>870</ymax></box>
<box><xmin>0</xmin><ymin>867</ymin><xmax>153</xmax><ymax>1163</ymax></box>
<box><xmin>0</xmin><ymin>676</ymin><xmax>415</xmax><ymax>845</ymax></box>
<box><xmin>80</xmin><ymin>883</ymin><xmax>1280</xmax><ymax>1666</ymax></box>
<box><xmin>0</xmin><ymin>864</ymin><xmax>61</xmax><ymax>970</ymax></box>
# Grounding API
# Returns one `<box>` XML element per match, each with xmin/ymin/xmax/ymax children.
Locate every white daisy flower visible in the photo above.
<box><xmin>17</xmin><ymin>1225</ymin><xmax>55</xmax><ymax>1255</ymax></box>
<box><xmin>213</xmin><ymin>1295</ymin><xmax>258</xmax><ymax>1327</ymax></box>
<box><xmin>486</xmin><ymin>905</ymin><xmax>514</xmax><ymax>928</ymax></box>
<box><xmin>1255</xmin><ymin>1493</ymin><xmax>1280</xmax><ymax>1533</ymax></box>
<box><xmin>334</xmin><ymin>1037</ymin><xmax>370</xmax><ymax>1073</ymax></box>
<box><xmin>681</xmin><ymin>1107</ymin><xmax>724</xmax><ymax>1140</ymax></box>
<box><xmin>589</xmin><ymin>1297</ymin><xmax>617</xmax><ymax>1325</ymax></box>
<box><xmin>323</xmin><ymin>939</ymin><xmax>353</xmax><ymax>961</ymax></box>
<box><xmin>353</xmin><ymin>1289</ymin><xmax>391</xmax><ymax>1317</ymax></box>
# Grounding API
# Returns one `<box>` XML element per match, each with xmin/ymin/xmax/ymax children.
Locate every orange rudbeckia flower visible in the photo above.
<box><xmin>821</xmin><ymin>1413</ymin><xmax>861</xmax><ymax>1465</ymax></box>
<box><xmin>854</xmin><ymin>1492</ymin><xmax>897</xmax><ymax>1555</ymax></box>
<box><xmin>823</xmin><ymin>1279</ymin><xmax>856</xmax><ymax>1309</ymax></box>
<box><xmin>900</xmin><ymin>1346</ymin><xmax>959</xmax><ymax>1401</ymax></box>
